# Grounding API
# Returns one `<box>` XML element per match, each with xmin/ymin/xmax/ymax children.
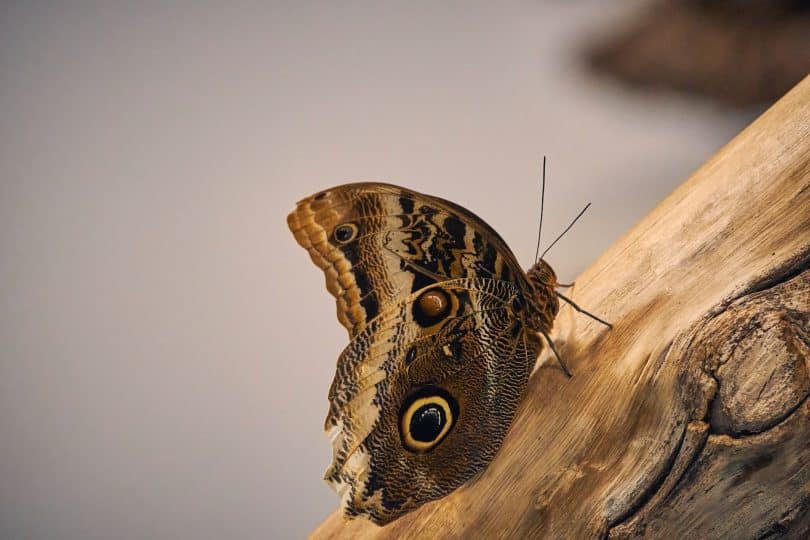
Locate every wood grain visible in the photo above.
<box><xmin>310</xmin><ymin>76</ymin><xmax>810</xmax><ymax>539</ymax></box>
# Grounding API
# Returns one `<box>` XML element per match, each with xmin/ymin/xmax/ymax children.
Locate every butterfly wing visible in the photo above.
<box><xmin>287</xmin><ymin>183</ymin><xmax>541</xmax><ymax>524</ymax></box>
<box><xmin>287</xmin><ymin>183</ymin><xmax>525</xmax><ymax>335</ymax></box>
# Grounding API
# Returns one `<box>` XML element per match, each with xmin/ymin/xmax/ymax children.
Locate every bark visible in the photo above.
<box><xmin>311</xmin><ymin>76</ymin><xmax>810</xmax><ymax>539</ymax></box>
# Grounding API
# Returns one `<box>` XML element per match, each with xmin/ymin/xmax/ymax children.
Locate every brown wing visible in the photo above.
<box><xmin>288</xmin><ymin>183</ymin><xmax>544</xmax><ymax>524</ymax></box>
<box><xmin>319</xmin><ymin>276</ymin><xmax>542</xmax><ymax>524</ymax></box>
<box><xmin>286</xmin><ymin>182</ymin><xmax>529</xmax><ymax>337</ymax></box>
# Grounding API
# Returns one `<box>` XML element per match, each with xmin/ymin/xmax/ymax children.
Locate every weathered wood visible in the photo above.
<box><xmin>311</xmin><ymin>76</ymin><xmax>810</xmax><ymax>539</ymax></box>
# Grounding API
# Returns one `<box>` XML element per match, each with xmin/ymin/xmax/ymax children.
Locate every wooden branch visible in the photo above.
<box><xmin>311</xmin><ymin>76</ymin><xmax>810</xmax><ymax>539</ymax></box>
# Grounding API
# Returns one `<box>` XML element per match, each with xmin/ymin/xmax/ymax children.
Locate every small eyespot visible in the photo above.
<box><xmin>404</xmin><ymin>347</ymin><xmax>417</xmax><ymax>365</ymax></box>
<box><xmin>400</xmin><ymin>387</ymin><xmax>458</xmax><ymax>453</ymax></box>
<box><xmin>412</xmin><ymin>288</ymin><xmax>452</xmax><ymax>327</ymax></box>
<box><xmin>511</xmin><ymin>295</ymin><xmax>525</xmax><ymax>312</ymax></box>
<box><xmin>442</xmin><ymin>340</ymin><xmax>462</xmax><ymax>360</ymax></box>
<box><xmin>419</xmin><ymin>205</ymin><xmax>434</xmax><ymax>214</ymax></box>
<box><xmin>333</xmin><ymin>223</ymin><xmax>358</xmax><ymax>244</ymax></box>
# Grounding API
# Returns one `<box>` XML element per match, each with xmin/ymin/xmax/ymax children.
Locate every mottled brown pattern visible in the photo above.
<box><xmin>287</xmin><ymin>183</ymin><xmax>563</xmax><ymax>524</ymax></box>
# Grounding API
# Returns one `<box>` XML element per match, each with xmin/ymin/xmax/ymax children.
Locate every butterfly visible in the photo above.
<box><xmin>287</xmin><ymin>178</ymin><xmax>610</xmax><ymax>525</ymax></box>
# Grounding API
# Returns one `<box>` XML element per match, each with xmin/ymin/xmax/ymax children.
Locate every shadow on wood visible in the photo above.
<box><xmin>311</xmin><ymin>76</ymin><xmax>810</xmax><ymax>539</ymax></box>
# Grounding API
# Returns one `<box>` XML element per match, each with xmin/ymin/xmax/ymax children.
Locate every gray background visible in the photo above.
<box><xmin>1</xmin><ymin>2</ymin><xmax>753</xmax><ymax>539</ymax></box>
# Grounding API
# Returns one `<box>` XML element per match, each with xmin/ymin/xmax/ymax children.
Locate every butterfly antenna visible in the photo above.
<box><xmin>556</xmin><ymin>291</ymin><xmax>613</xmax><ymax>328</ymax></box>
<box><xmin>540</xmin><ymin>330</ymin><xmax>571</xmax><ymax>377</ymax></box>
<box><xmin>539</xmin><ymin>202</ymin><xmax>591</xmax><ymax>260</ymax></box>
<box><xmin>533</xmin><ymin>156</ymin><xmax>547</xmax><ymax>264</ymax></box>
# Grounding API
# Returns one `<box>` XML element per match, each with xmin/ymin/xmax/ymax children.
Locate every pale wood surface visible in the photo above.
<box><xmin>311</xmin><ymin>76</ymin><xmax>810</xmax><ymax>539</ymax></box>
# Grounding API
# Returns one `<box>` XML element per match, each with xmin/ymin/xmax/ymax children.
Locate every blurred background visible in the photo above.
<box><xmin>1</xmin><ymin>2</ymin><xmax>805</xmax><ymax>539</ymax></box>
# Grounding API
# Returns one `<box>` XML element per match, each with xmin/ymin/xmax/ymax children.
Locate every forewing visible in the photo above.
<box><xmin>286</xmin><ymin>183</ymin><xmax>527</xmax><ymax>337</ymax></box>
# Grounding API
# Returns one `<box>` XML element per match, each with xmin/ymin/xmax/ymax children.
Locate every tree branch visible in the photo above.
<box><xmin>311</xmin><ymin>76</ymin><xmax>810</xmax><ymax>539</ymax></box>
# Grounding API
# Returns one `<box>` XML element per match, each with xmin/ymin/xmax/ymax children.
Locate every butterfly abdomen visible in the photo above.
<box><xmin>524</xmin><ymin>259</ymin><xmax>560</xmax><ymax>334</ymax></box>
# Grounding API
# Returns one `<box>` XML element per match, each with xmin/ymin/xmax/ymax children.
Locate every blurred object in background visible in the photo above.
<box><xmin>585</xmin><ymin>0</ymin><xmax>810</xmax><ymax>108</ymax></box>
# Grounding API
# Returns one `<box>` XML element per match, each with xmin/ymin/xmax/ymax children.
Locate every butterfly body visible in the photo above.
<box><xmin>288</xmin><ymin>183</ymin><xmax>563</xmax><ymax>524</ymax></box>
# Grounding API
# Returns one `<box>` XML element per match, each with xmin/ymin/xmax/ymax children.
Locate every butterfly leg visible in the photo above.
<box><xmin>541</xmin><ymin>331</ymin><xmax>572</xmax><ymax>378</ymax></box>
<box><xmin>556</xmin><ymin>292</ymin><xmax>613</xmax><ymax>328</ymax></box>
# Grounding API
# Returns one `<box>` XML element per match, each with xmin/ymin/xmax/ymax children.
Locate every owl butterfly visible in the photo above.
<box><xmin>287</xmin><ymin>181</ymin><xmax>609</xmax><ymax>525</ymax></box>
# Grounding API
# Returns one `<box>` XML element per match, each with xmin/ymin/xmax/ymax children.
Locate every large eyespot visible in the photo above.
<box><xmin>400</xmin><ymin>386</ymin><xmax>459</xmax><ymax>453</ymax></box>
<box><xmin>333</xmin><ymin>223</ymin><xmax>358</xmax><ymax>244</ymax></box>
<box><xmin>413</xmin><ymin>288</ymin><xmax>451</xmax><ymax>327</ymax></box>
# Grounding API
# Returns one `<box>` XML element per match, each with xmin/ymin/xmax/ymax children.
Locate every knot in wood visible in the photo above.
<box><xmin>694</xmin><ymin>269</ymin><xmax>809</xmax><ymax>436</ymax></box>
